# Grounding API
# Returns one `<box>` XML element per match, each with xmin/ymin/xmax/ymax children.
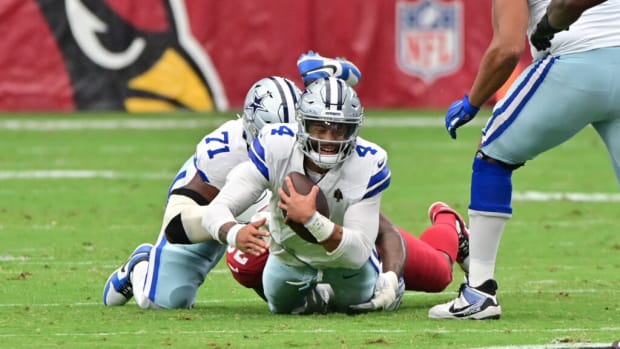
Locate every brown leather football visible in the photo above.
<box><xmin>281</xmin><ymin>171</ymin><xmax>330</xmax><ymax>244</ymax></box>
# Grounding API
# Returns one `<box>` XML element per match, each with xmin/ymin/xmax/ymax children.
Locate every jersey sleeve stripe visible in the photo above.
<box><xmin>249</xmin><ymin>137</ymin><xmax>269</xmax><ymax>180</ymax></box>
<box><xmin>368</xmin><ymin>162</ymin><xmax>390</xmax><ymax>188</ymax></box>
<box><xmin>167</xmin><ymin>169</ymin><xmax>188</xmax><ymax>195</ymax></box>
<box><xmin>193</xmin><ymin>156</ymin><xmax>209</xmax><ymax>183</ymax></box>
<box><xmin>364</xmin><ymin>164</ymin><xmax>391</xmax><ymax>199</ymax></box>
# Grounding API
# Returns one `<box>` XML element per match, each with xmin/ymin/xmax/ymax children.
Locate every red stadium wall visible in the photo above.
<box><xmin>0</xmin><ymin>0</ymin><xmax>497</xmax><ymax>112</ymax></box>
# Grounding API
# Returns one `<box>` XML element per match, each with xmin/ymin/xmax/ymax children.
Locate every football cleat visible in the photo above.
<box><xmin>297</xmin><ymin>51</ymin><xmax>361</xmax><ymax>87</ymax></box>
<box><xmin>428</xmin><ymin>201</ymin><xmax>470</xmax><ymax>273</ymax></box>
<box><xmin>428</xmin><ymin>279</ymin><xmax>501</xmax><ymax>320</ymax></box>
<box><xmin>103</xmin><ymin>243</ymin><xmax>153</xmax><ymax>306</ymax></box>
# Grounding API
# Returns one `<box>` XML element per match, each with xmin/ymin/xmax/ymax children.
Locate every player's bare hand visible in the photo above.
<box><xmin>278</xmin><ymin>176</ymin><xmax>317</xmax><ymax>224</ymax></box>
<box><xmin>235</xmin><ymin>218</ymin><xmax>270</xmax><ymax>256</ymax></box>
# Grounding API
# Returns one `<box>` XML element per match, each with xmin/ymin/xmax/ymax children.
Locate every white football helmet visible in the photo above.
<box><xmin>296</xmin><ymin>77</ymin><xmax>364</xmax><ymax>169</ymax></box>
<box><xmin>241</xmin><ymin>76</ymin><xmax>301</xmax><ymax>145</ymax></box>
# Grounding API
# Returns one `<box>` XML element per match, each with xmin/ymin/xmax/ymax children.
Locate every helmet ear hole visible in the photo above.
<box><xmin>296</xmin><ymin>77</ymin><xmax>364</xmax><ymax>169</ymax></box>
<box><xmin>242</xmin><ymin>76</ymin><xmax>301</xmax><ymax>145</ymax></box>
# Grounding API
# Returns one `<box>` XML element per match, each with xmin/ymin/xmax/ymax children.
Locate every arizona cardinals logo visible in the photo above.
<box><xmin>34</xmin><ymin>0</ymin><xmax>228</xmax><ymax>111</ymax></box>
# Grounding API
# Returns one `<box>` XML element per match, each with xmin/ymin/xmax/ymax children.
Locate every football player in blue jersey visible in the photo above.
<box><xmin>435</xmin><ymin>0</ymin><xmax>620</xmax><ymax>320</ymax></box>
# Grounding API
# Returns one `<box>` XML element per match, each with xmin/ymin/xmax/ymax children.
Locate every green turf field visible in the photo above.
<box><xmin>1</xmin><ymin>111</ymin><xmax>618</xmax><ymax>349</ymax></box>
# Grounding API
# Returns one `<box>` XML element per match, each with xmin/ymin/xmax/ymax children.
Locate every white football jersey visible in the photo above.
<box><xmin>191</xmin><ymin>119</ymin><xmax>249</xmax><ymax>190</ymax></box>
<box><xmin>528</xmin><ymin>0</ymin><xmax>620</xmax><ymax>60</ymax></box>
<box><xmin>169</xmin><ymin>118</ymin><xmax>269</xmax><ymax>222</ymax></box>
<box><xmin>248</xmin><ymin>123</ymin><xmax>391</xmax><ymax>269</ymax></box>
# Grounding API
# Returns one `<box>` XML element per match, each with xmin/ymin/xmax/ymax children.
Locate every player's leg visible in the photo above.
<box><xmin>590</xmin><ymin>50</ymin><xmax>620</xmax><ymax>185</ymax></box>
<box><xmin>592</xmin><ymin>118</ymin><xmax>620</xmax><ymax>186</ymax></box>
<box><xmin>471</xmin><ymin>52</ymin><xmax>611</xmax><ymax>287</ymax></box>
<box><xmin>402</xmin><ymin>202</ymin><xmax>469</xmax><ymax>292</ymax></box>
<box><xmin>103</xmin><ymin>243</ymin><xmax>153</xmax><ymax>306</ymax></box>
<box><xmin>322</xmin><ymin>260</ymin><xmax>378</xmax><ymax>313</ymax></box>
<box><xmin>296</xmin><ymin>51</ymin><xmax>361</xmax><ymax>87</ymax></box>
<box><xmin>431</xmin><ymin>52</ymin><xmax>610</xmax><ymax>320</ymax></box>
<box><xmin>226</xmin><ymin>247</ymin><xmax>338</xmax><ymax>313</ymax></box>
<box><xmin>261</xmin><ymin>255</ymin><xmax>318</xmax><ymax>314</ymax></box>
<box><xmin>135</xmin><ymin>231</ymin><xmax>226</xmax><ymax>309</ymax></box>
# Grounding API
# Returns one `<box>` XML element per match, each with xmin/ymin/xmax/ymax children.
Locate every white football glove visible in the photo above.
<box><xmin>349</xmin><ymin>271</ymin><xmax>403</xmax><ymax>312</ymax></box>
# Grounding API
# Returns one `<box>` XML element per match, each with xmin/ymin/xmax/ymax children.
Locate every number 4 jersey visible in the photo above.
<box><xmin>248</xmin><ymin>122</ymin><xmax>391</xmax><ymax>269</ymax></box>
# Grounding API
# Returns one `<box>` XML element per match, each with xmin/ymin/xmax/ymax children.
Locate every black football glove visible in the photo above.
<box><xmin>530</xmin><ymin>14</ymin><xmax>564</xmax><ymax>51</ymax></box>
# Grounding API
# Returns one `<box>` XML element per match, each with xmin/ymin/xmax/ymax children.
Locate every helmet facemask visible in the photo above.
<box><xmin>296</xmin><ymin>77</ymin><xmax>363</xmax><ymax>169</ymax></box>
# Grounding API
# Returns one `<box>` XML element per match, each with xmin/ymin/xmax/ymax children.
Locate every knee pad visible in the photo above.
<box><xmin>469</xmin><ymin>156</ymin><xmax>513</xmax><ymax>214</ymax></box>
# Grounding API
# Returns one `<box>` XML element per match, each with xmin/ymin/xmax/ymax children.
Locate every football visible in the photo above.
<box><xmin>281</xmin><ymin>171</ymin><xmax>329</xmax><ymax>244</ymax></box>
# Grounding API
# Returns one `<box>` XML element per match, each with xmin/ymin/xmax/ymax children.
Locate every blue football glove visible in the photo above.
<box><xmin>445</xmin><ymin>94</ymin><xmax>480</xmax><ymax>139</ymax></box>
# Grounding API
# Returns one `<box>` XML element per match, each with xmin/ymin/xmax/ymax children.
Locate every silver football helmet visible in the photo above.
<box><xmin>296</xmin><ymin>77</ymin><xmax>364</xmax><ymax>169</ymax></box>
<box><xmin>241</xmin><ymin>76</ymin><xmax>301</xmax><ymax>146</ymax></box>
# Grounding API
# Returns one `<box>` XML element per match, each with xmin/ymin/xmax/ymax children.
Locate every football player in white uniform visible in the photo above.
<box><xmin>435</xmin><ymin>0</ymin><xmax>620</xmax><ymax>320</ymax></box>
<box><xmin>220</xmin><ymin>53</ymin><xmax>471</xmax><ymax>313</ymax></box>
<box><xmin>180</xmin><ymin>77</ymin><xmax>389</xmax><ymax>313</ymax></box>
<box><xmin>103</xmin><ymin>76</ymin><xmax>300</xmax><ymax>308</ymax></box>
<box><xmin>105</xmin><ymin>51</ymin><xmax>471</xmax><ymax>313</ymax></box>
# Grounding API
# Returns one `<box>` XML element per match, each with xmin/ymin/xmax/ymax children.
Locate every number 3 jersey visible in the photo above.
<box><xmin>247</xmin><ymin>122</ymin><xmax>391</xmax><ymax>269</ymax></box>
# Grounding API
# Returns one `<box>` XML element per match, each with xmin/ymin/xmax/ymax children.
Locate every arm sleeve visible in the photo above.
<box><xmin>201</xmin><ymin>161</ymin><xmax>269</xmax><ymax>239</ymax></box>
<box><xmin>163</xmin><ymin>193</ymin><xmax>211</xmax><ymax>243</ymax></box>
<box><xmin>326</xmin><ymin>194</ymin><xmax>381</xmax><ymax>269</ymax></box>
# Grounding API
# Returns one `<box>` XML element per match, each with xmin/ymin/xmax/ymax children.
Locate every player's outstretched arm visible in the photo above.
<box><xmin>216</xmin><ymin>219</ymin><xmax>270</xmax><ymax>256</ymax></box>
<box><xmin>350</xmin><ymin>213</ymin><xmax>406</xmax><ymax>312</ymax></box>
<box><xmin>163</xmin><ymin>172</ymin><xmax>220</xmax><ymax>244</ymax></box>
<box><xmin>445</xmin><ymin>0</ymin><xmax>528</xmax><ymax>138</ymax></box>
<box><xmin>376</xmin><ymin>214</ymin><xmax>406</xmax><ymax>277</ymax></box>
<box><xmin>202</xmin><ymin>162</ymin><xmax>272</xmax><ymax>254</ymax></box>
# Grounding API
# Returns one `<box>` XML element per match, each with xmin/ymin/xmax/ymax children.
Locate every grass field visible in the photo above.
<box><xmin>1</xmin><ymin>111</ymin><xmax>619</xmax><ymax>349</ymax></box>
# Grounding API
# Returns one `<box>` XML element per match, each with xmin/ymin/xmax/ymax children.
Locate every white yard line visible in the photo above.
<box><xmin>2</xmin><ymin>169</ymin><xmax>618</xmax><ymax>202</ymax></box>
<box><xmin>0</xmin><ymin>116</ymin><xmax>486</xmax><ymax>130</ymax></box>
<box><xmin>0</xmin><ymin>170</ymin><xmax>169</xmax><ymax>180</ymax></box>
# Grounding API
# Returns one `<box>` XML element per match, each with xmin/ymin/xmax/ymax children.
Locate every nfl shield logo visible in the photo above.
<box><xmin>396</xmin><ymin>0</ymin><xmax>463</xmax><ymax>83</ymax></box>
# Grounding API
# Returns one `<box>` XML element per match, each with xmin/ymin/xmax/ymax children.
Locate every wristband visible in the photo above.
<box><xmin>303</xmin><ymin>212</ymin><xmax>335</xmax><ymax>242</ymax></box>
<box><xmin>225</xmin><ymin>223</ymin><xmax>245</xmax><ymax>247</ymax></box>
<box><xmin>463</xmin><ymin>95</ymin><xmax>480</xmax><ymax>116</ymax></box>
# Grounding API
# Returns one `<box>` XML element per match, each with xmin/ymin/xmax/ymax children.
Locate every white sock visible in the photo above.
<box><xmin>467</xmin><ymin>209</ymin><xmax>510</xmax><ymax>288</ymax></box>
<box><xmin>130</xmin><ymin>261</ymin><xmax>151</xmax><ymax>308</ymax></box>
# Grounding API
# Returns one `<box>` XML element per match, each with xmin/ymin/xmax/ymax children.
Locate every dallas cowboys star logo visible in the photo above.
<box><xmin>245</xmin><ymin>91</ymin><xmax>272</xmax><ymax>120</ymax></box>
